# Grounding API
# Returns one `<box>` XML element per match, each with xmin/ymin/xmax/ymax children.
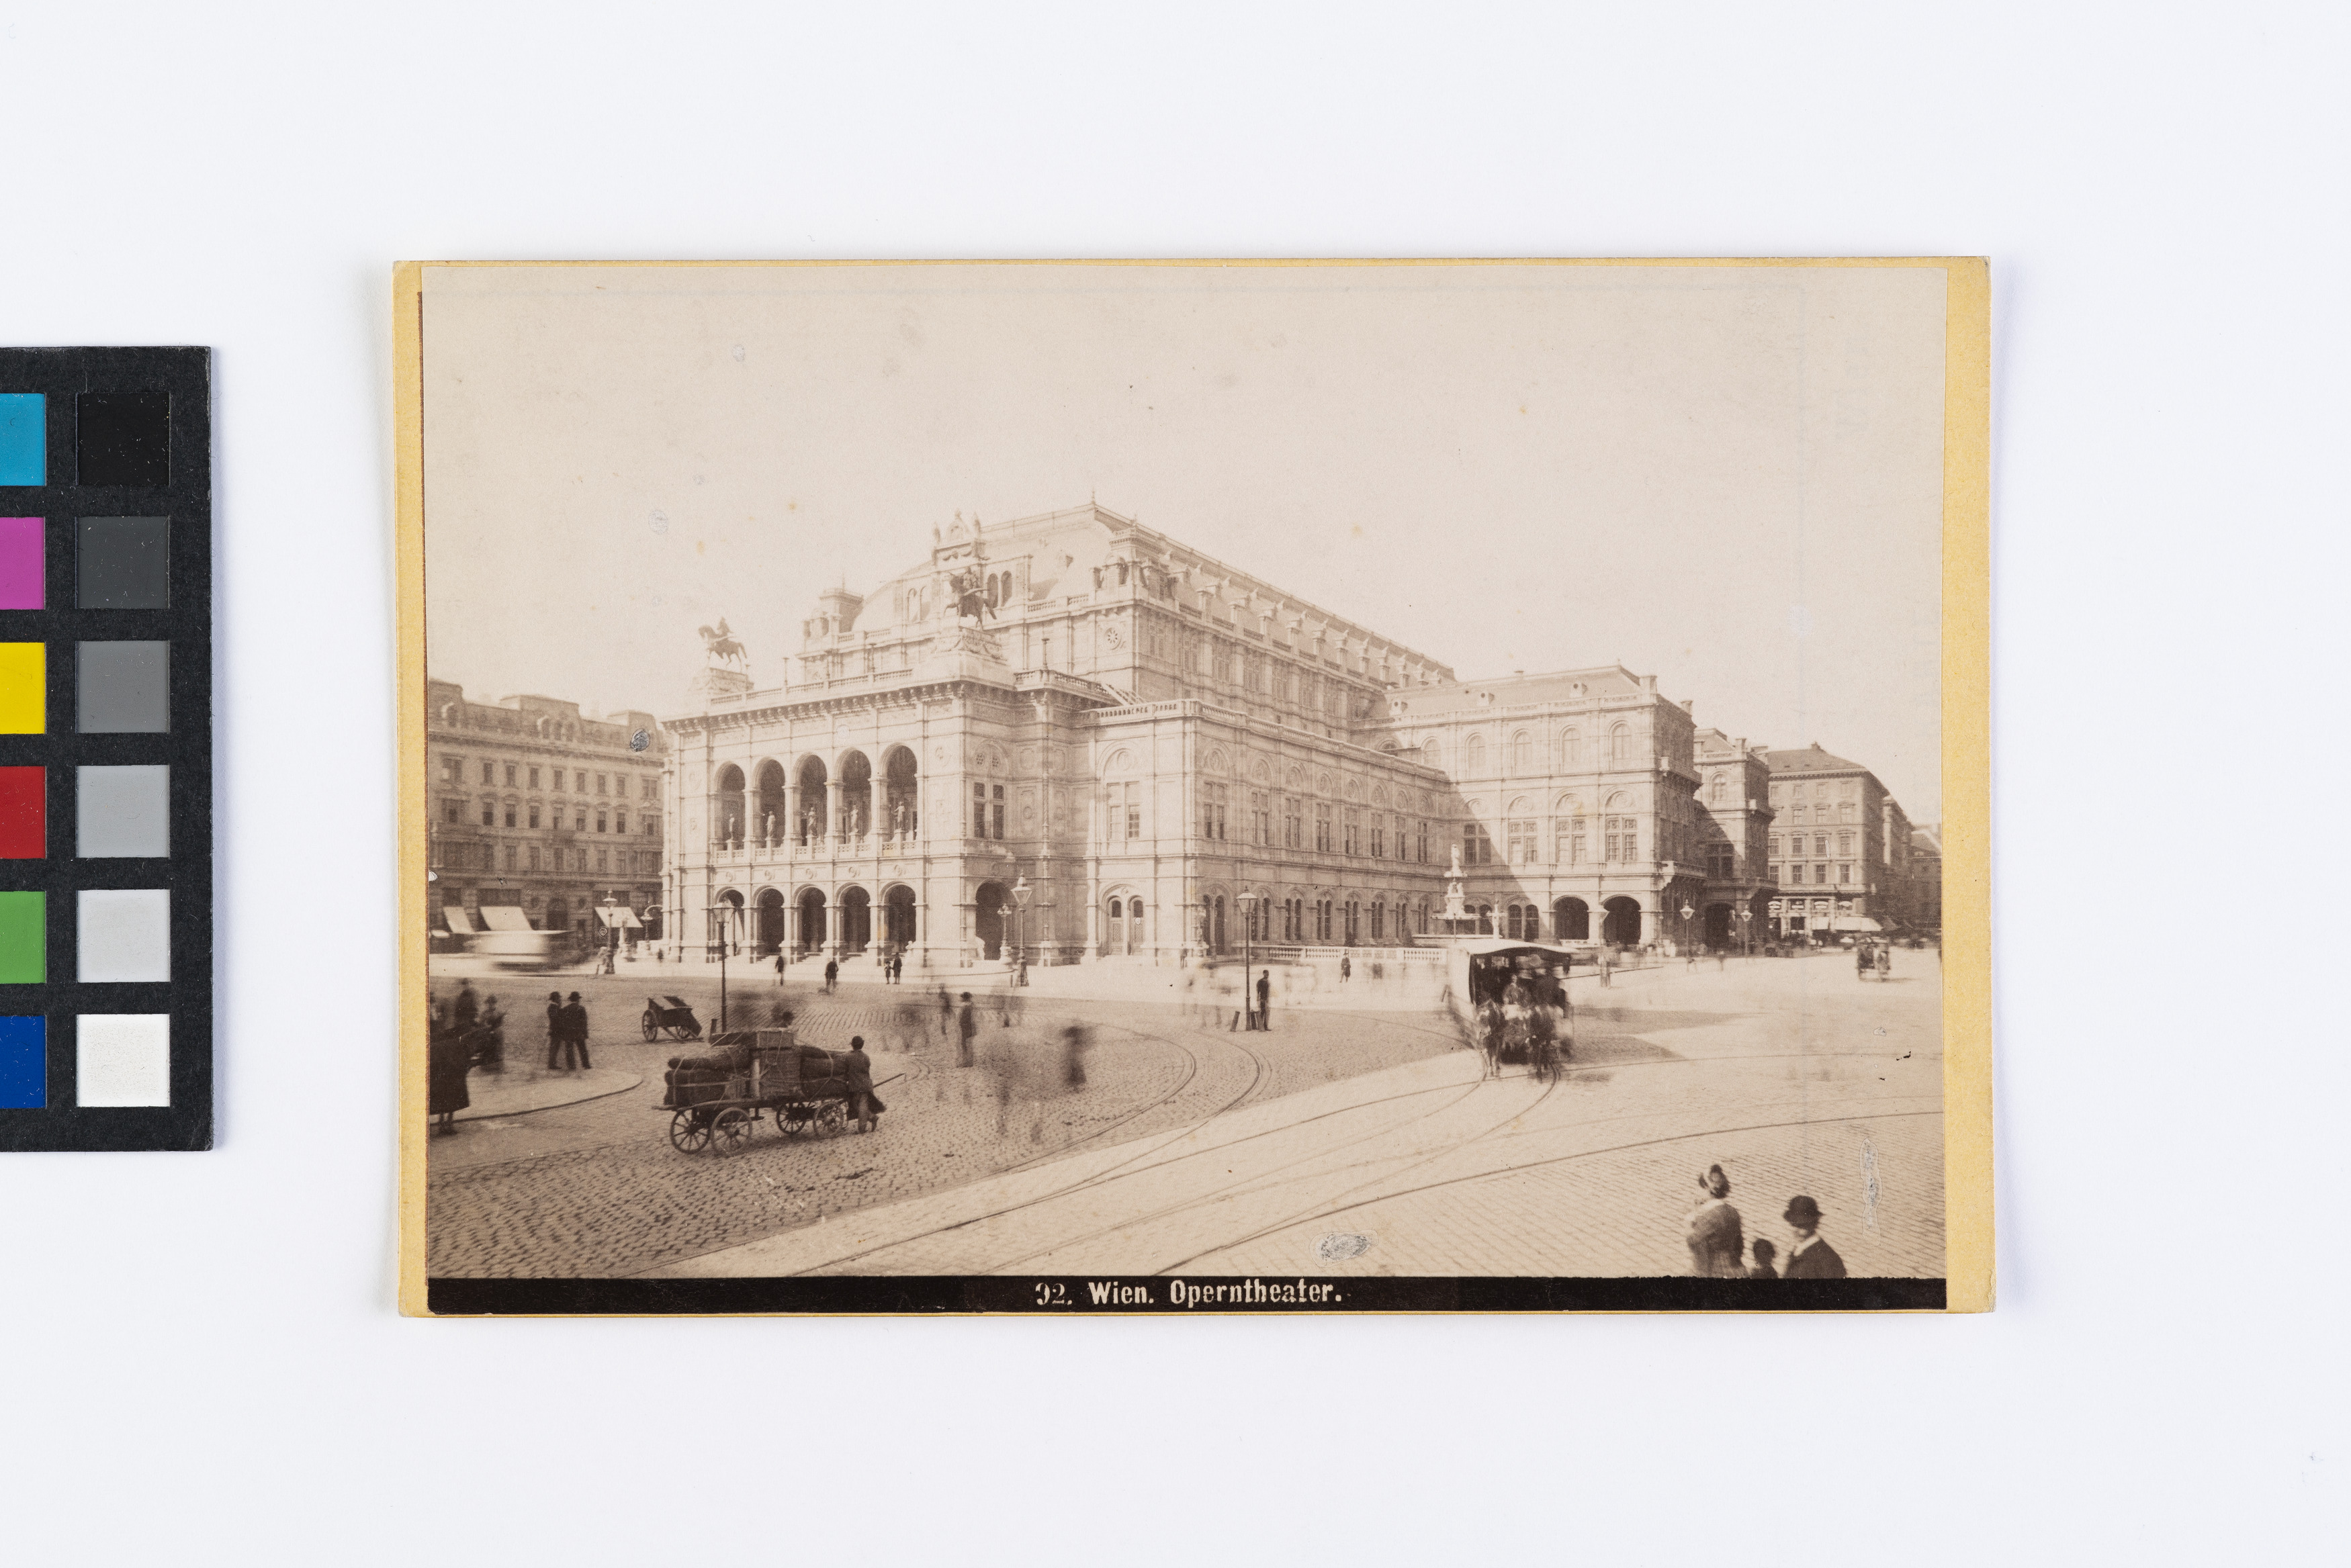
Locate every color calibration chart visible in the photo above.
<box><xmin>0</xmin><ymin>349</ymin><xmax>211</xmax><ymax>1150</ymax></box>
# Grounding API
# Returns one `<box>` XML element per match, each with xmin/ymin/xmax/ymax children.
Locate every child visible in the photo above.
<box><xmin>1748</xmin><ymin>1238</ymin><xmax>1779</xmax><ymax>1279</ymax></box>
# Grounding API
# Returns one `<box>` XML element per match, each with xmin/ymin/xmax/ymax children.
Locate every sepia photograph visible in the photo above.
<box><xmin>397</xmin><ymin>258</ymin><xmax>1988</xmax><ymax>1313</ymax></box>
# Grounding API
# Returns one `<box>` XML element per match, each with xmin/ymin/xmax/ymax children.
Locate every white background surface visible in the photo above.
<box><xmin>0</xmin><ymin>3</ymin><xmax>2344</xmax><ymax>1561</ymax></box>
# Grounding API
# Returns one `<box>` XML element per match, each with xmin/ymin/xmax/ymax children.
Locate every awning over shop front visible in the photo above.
<box><xmin>443</xmin><ymin>905</ymin><xmax>475</xmax><ymax>933</ymax></box>
<box><xmin>476</xmin><ymin>906</ymin><xmax>533</xmax><ymax>933</ymax></box>
<box><xmin>593</xmin><ymin>905</ymin><xmax>645</xmax><ymax>930</ymax></box>
<box><xmin>1829</xmin><ymin>916</ymin><xmax>1884</xmax><ymax>933</ymax></box>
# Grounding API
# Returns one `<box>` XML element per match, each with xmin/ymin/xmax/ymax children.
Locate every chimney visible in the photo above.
<box><xmin>1641</xmin><ymin>674</ymin><xmax>1656</xmax><ymax>693</ymax></box>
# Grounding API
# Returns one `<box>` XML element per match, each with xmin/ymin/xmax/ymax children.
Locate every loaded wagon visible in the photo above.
<box><xmin>658</xmin><ymin>1029</ymin><xmax>862</xmax><ymax>1155</ymax></box>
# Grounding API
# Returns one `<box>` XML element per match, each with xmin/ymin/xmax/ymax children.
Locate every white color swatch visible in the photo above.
<box><xmin>76</xmin><ymin>1013</ymin><xmax>169</xmax><ymax>1107</ymax></box>
<box><xmin>77</xmin><ymin>888</ymin><xmax>171</xmax><ymax>982</ymax></box>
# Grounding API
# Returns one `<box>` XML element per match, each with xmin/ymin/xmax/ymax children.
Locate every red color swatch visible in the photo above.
<box><xmin>0</xmin><ymin>768</ymin><xmax>44</xmax><ymax>858</ymax></box>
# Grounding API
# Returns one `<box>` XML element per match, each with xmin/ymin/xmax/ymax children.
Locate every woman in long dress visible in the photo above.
<box><xmin>1685</xmin><ymin>1164</ymin><xmax>1746</xmax><ymax>1276</ymax></box>
<box><xmin>427</xmin><ymin>1019</ymin><xmax>472</xmax><ymax>1136</ymax></box>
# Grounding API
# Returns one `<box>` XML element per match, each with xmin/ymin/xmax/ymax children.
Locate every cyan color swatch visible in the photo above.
<box><xmin>0</xmin><ymin>394</ymin><xmax>43</xmax><ymax>486</ymax></box>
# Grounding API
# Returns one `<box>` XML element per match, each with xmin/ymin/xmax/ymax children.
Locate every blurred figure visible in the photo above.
<box><xmin>824</xmin><ymin>958</ymin><xmax>839</xmax><ymax>994</ymax></box>
<box><xmin>453</xmin><ymin>978</ymin><xmax>479</xmax><ymax>1033</ymax></box>
<box><xmin>1748</xmin><ymin>1238</ymin><xmax>1779</xmax><ymax>1279</ymax></box>
<box><xmin>1061</xmin><ymin>1023</ymin><xmax>1091</xmax><ymax>1089</ymax></box>
<box><xmin>957</xmin><ymin>993</ymin><xmax>977</xmax><ymax>1067</ymax></box>
<box><xmin>938</xmin><ymin>985</ymin><xmax>955</xmax><ymax>1036</ymax></box>
<box><xmin>474</xmin><ymin>995</ymin><xmax>506</xmax><ymax>1074</ymax></box>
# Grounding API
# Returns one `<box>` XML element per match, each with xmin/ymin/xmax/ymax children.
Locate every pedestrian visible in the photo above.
<box><xmin>427</xmin><ymin>1015</ymin><xmax>471</xmax><ymax>1136</ymax></box>
<box><xmin>938</xmin><ymin>985</ymin><xmax>955</xmax><ymax>1037</ymax></box>
<box><xmin>1685</xmin><ymin>1164</ymin><xmax>1746</xmax><ymax>1277</ymax></box>
<box><xmin>563</xmin><ymin>990</ymin><xmax>592</xmax><ymax>1072</ymax></box>
<box><xmin>842</xmin><ymin>1035</ymin><xmax>884</xmax><ymax>1134</ymax></box>
<box><xmin>1781</xmin><ymin>1196</ymin><xmax>1847</xmax><ymax>1278</ymax></box>
<box><xmin>453</xmin><ymin>978</ymin><xmax>479</xmax><ymax>1032</ymax></box>
<box><xmin>1255</xmin><ymin>969</ymin><xmax>1271</xmax><ymax>1032</ymax></box>
<box><xmin>996</xmin><ymin>982</ymin><xmax>1011</xmax><ymax>1028</ymax></box>
<box><xmin>1339</xmin><ymin>954</ymin><xmax>1351</xmax><ymax>984</ymax></box>
<box><xmin>957</xmin><ymin>992</ymin><xmax>978</xmax><ymax>1067</ymax></box>
<box><xmin>1748</xmin><ymin>1238</ymin><xmax>1779</xmax><ymax>1279</ymax></box>
<box><xmin>774</xmin><ymin>950</ymin><xmax>786</xmax><ymax>986</ymax></box>
<box><xmin>1061</xmin><ymin>1023</ymin><xmax>1090</xmax><ymax>1089</ymax></box>
<box><xmin>1876</xmin><ymin>944</ymin><xmax>1892</xmax><ymax>982</ymax></box>
<box><xmin>824</xmin><ymin>957</ymin><xmax>838</xmax><ymax>995</ymax></box>
<box><xmin>476</xmin><ymin>995</ymin><xmax>506</xmax><ymax>1074</ymax></box>
<box><xmin>543</xmin><ymin>990</ymin><xmax>566</xmax><ymax>1070</ymax></box>
<box><xmin>1857</xmin><ymin>942</ymin><xmax>1872</xmax><ymax>981</ymax></box>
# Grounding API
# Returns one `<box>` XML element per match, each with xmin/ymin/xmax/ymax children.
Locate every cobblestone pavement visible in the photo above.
<box><xmin>651</xmin><ymin>950</ymin><xmax>1945</xmax><ymax>1279</ymax></box>
<box><xmin>423</xmin><ymin>971</ymin><xmax>1466</xmax><ymax>1277</ymax></box>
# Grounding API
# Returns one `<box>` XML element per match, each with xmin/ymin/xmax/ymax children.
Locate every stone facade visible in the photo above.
<box><xmin>1763</xmin><ymin>744</ymin><xmax>1914</xmax><ymax>939</ymax></box>
<box><xmin>660</xmin><ymin>502</ymin><xmax>1802</xmax><ymax>970</ymax></box>
<box><xmin>425</xmin><ymin>680</ymin><xmax>668</xmax><ymax>940</ymax></box>
<box><xmin>1693</xmin><ymin>727</ymin><xmax>1780</xmax><ymax>949</ymax></box>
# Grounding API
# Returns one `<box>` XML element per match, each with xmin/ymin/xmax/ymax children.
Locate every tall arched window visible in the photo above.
<box><xmin>1464</xmin><ymin>734</ymin><xmax>1486</xmax><ymax>775</ymax></box>
<box><xmin>1609</xmin><ymin>723</ymin><xmax>1632</xmax><ymax>762</ymax></box>
<box><xmin>1423</xmin><ymin>737</ymin><xmax>1443</xmax><ymax>770</ymax></box>
<box><xmin>1509</xmin><ymin>731</ymin><xmax>1532</xmax><ymax>772</ymax></box>
<box><xmin>1559</xmin><ymin>728</ymin><xmax>1581</xmax><ymax>767</ymax></box>
<box><xmin>983</xmin><ymin>575</ymin><xmax>1000</xmax><ymax>609</ymax></box>
<box><xmin>1710</xmin><ymin>775</ymin><xmax>1726</xmax><ymax>803</ymax></box>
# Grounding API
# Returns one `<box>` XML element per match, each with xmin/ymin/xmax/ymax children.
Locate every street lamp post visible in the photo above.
<box><xmin>709</xmin><ymin>900</ymin><xmax>730</xmax><ymax>1034</ymax></box>
<box><xmin>1736</xmin><ymin>906</ymin><xmax>1752</xmax><ymax>956</ymax></box>
<box><xmin>598</xmin><ymin>894</ymin><xmax>621</xmax><ymax>975</ymax></box>
<box><xmin>1679</xmin><ymin>901</ymin><xmax>1695</xmax><ymax>954</ymax></box>
<box><xmin>1008</xmin><ymin>873</ymin><xmax>1032</xmax><ymax>983</ymax></box>
<box><xmin>1236</xmin><ymin>890</ymin><xmax>1259</xmax><ymax>1028</ymax></box>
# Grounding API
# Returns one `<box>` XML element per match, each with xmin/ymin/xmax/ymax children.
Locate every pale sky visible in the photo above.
<box><xmin>421</xmin><ymin>262</ymin><xmax>1947</xmax><ymax>819</ymax></box>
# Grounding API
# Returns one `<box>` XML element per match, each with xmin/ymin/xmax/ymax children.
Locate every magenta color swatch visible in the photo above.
<box><xmin>0</xmin><ymin>518</ymin><xmax>42</xmax><ymax>610</ymax></box>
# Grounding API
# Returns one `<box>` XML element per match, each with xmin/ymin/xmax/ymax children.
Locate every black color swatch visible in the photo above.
<box><xmin>76</xmin><ymin>392</ymin><xmax>171</xmax><ymax>488</ymax></box>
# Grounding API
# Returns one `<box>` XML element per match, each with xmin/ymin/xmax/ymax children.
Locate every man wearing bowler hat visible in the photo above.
<box><xmin>1781</xmin><ymin>1195</ymin><xmax>1847</xmax><ymax>1279</ymax></box>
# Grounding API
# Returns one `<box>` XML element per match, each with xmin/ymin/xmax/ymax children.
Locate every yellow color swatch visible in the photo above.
<box><xmin>0</xmin><ymin>643</ymin><xmax>44</xmax><ymax>734</ymax></box>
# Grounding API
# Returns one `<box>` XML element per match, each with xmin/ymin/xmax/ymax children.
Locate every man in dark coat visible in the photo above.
<box><xmin>1255</xmin><ymin>970</ymin><xmax>1272</xmax><ymax>1031</ymax></box>
<box><xmin>563</xmin><ymin>992</ymin><xmax>592</xmax><ymax>1071</ymax></box>
<box><xmin>544</xmin><ymin>990</ymin><xmax>566</xmax><ymax>1070</ymax></box>
<box><xmin>453</xmin><ymin>979</ymin><xmax>479</xmax><ymax>1031</ymax></box>
<box><xmin>957</xmin><ymin>992</ymin><xmax>978</xmax><ymax>1068</ymax></box>
<box><xmin>824</xmin><ymin>958</ymin><xmax>839</xmax><ymax>994</ymax></box>
<box><xmin>842</xmin><ymin>1035</ymin><xmax>883</xmax><ymax>1133</ymax></box>
<box><xmin>1781</xmin><ymin>1196</ymin><xmax>1847</xmax><ymax>1278</ymax></box>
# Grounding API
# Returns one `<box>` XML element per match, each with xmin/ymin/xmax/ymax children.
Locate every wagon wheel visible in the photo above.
<box><xmin>641</xmin><ymin>1011</ymin><xmax>658</xmax><ymax>1042</ymax></box>
<box><xmin>712</xmin><ymin>1108</ymin><xmax>752</xmax><ymax>1157</ymax></box>
<box><xmin>669</xmin><ymin>1109</ymin><xmax>713</xmax><ymax>1154</ymax></box>
<box><xmin>817</xmin><ymin>1101</ymin><xmax>848</xmax><ymax>1137</ymax></box>
<box><xmin>774</xmin><ymin>1105</ymin><xmax>802</xmax><ymax>1137</ymax></box>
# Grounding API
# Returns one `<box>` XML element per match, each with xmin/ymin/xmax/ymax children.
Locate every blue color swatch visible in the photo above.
<box><xmin>0</xmin><ymin>1015</ymin><xmax>43</xmax><ymax>1108</ymax></box>
<box><xmin>0</xmin><ymin>394</ymin><xmax>44</xmax><ymax>485</ymax></box>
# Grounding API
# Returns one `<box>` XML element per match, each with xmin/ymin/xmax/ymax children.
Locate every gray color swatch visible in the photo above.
<box><xmin>77</xmin><ymin>641</ymin><xmax>169</xmax><ymax>733</ymax></box>
<box><xmin>76</xmin><ymin>516</ymin><xmax>170</xmax><ymax>609</ymax></box>
<box><xmin>77</xmin><ymin>765</ymin><xmax>169</xmax><ymax>858</ymax></box>
<box><xmin>77</xmin><ymin>888</ymin><xmax>170</xmax><ymax>982</ymax></box>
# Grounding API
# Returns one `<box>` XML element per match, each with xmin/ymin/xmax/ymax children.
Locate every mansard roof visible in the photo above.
<box><xmin>1384</xmin><ymin>665</ymin><xmax>1650</xmax><ymax>718</ymax></box>
<box><xmin>1765</xmin><ymin>744</ymin><xmax>1868</xmax><ymax>776</ymax></box>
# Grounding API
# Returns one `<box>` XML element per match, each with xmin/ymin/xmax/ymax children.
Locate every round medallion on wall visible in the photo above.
<box><xmin>1104</xmin><ymin>625</ymin><xmax>1125</xmax><ymax>649</ymax></box>
<box><xmin>1022</xmin><ymin>806</ymin><xmax>1037</xmax><ymax>824</ymax></box>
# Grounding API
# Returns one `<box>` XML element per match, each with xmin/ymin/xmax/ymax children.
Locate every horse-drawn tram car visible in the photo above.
<box><xmin>658</xmin><ymin>1029</ymin><xmax>862</xmax><ymax>1155</ymax></box>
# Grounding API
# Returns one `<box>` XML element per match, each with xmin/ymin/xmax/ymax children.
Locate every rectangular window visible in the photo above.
<box><xmin>440</xmin><ymin>757</ymin><xmax>457</xmax><ymax>784</ymax></box>
<box><xmin>1505</xmin><ymin>819</ymin><xmax>1537</xmax><ymax>864</ymax></box>
<box><xmin>596</xmin><ymin>849</ymin><xmax>609</xmax><ymax>873</ymax></box>
<box><xmin>596</xmin><ymin>774</ymin><xmax>608</xmax><ymax>794</ymax></box>
<box><xmin>1814</xmin><ymin>835</ymin><xmax>1829</xmax><ymax>858</ymax></box>
<box><xmin>503</xmin><ymin>804</ymin><xmax>517</xmax><ymax>827</ymax></box>
<box><xmin>1814</xmin><ymin>864</ymin><xmax>1828</xmax><ymax>885</ymax></box>
<box><xmin>503</xmin><ymin>764</ymin><xmax>517</xmax><ymax>787</ymax></box>
<box><xmin>1604</xmin><ymin>816</ymin><xmax>1636</xmax><ymax>862</ymax></box>
<box><xmin>1838</xmin><ymin>832</ymin><xmax>1853</xmax><ymax>857</ymax></box>
<box><xmin>1840</xmin><ymin>802</ymin><xmax>1855</xmax><ymax>823</ymax></box>
<box><xmin>644</xmin><ymin>778</ymin><xmax>657</xmax><ymax>800</ymax></box>
<box><xmin>596</xmin><ymin>811</ymin><xmax>608</xmax><ymax>833</ymax></box>
<box><xmin>478</xmin><ymin>761</ymin><xmax>493</xmax><ymax>784</ymax></box>
<box><xmin>527</xmin><ymin>846</ymin><xmax>540</xmax><ymax>871</ymax></box>
<box><xmin>1343</xmin><ymin>811</ymin><xmax>1359</xmax><ymax>856</ymax></box>
<box><xmin>1464</xmin><ymin>823</ymin><xmax>1494</xmax><ymax>866</ymax></box>
<box><xmin>575</xmin><ymin>807</ymin><xmax>586</xmax><ymax>831</ymax></box>
<box><xmin>1417</xmin><ymin>822</ymin><xmax>1428</xmax><ymax>862</ymax></box>
<box><xmin>975</xmin><ymin>784</ymin><xmax>987</xmax><ymax>839</ymax></box>
<box><xmin>1771</xmin><ymin>864</ymin><xmax>1783</xmax><ymax>884</ymax></box>
<box><xmin>480</xmin><ymin>803</ymin><xmax>495</xmax><ymax>827</ymax></box>
<box><xmin>553</xmin><ymin>770</ymin><xmax>564</xmax><ymax>791</ymax></box>
<box><xmin>1838</xmin><ymin>862</ymin><xmax>1853</xmax><ymax>884</ymax></box>
<box><xmin>1371</xmin><ymin>902</ymin><xmax>1384</xmax><ymax>939</ymax></box>
<box><xmin>1372</xmin><ymin>820</ymin><xmax>1384</xmax><ymax>858</ymax></box>
<box><xmin>576</xmin><ymin>772</ymin><xmax>587</xmax><ymax>792</ymax></box>
<box><xmin>443</xmin><ymin>799</ymin><xmax>459</xmax><ymax>824</ymax></box>
<box><xmin>527</xmin><ymin>766</ymin><xmax>540</xmax><ymax>789</ymax></box>
<box><xmin>992</xmin><ymin>784</ymin><xmax>1004</xmax><ymax>840</ymax></box>
<box><xmin>1769</xmin><ymin>834</ymin><xmax>1781</xmax><ymax>858</ymax></box>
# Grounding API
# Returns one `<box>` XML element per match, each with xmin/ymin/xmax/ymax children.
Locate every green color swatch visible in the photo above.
<box><xmin>0</xmin><ymin>890</ymin><xmax>44</xmax><ymax>982</ymax></box>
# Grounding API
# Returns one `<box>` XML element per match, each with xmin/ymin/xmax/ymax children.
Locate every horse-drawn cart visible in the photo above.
<box><xmin>641</xmin><ymin>995</ymin><xmax>704</xmax><ymax>1042</ymax></box>
<box><xmin>658</xmin><ymin>1029</ymin><xmax>871</xmax><ymax>1155</ymax></box>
